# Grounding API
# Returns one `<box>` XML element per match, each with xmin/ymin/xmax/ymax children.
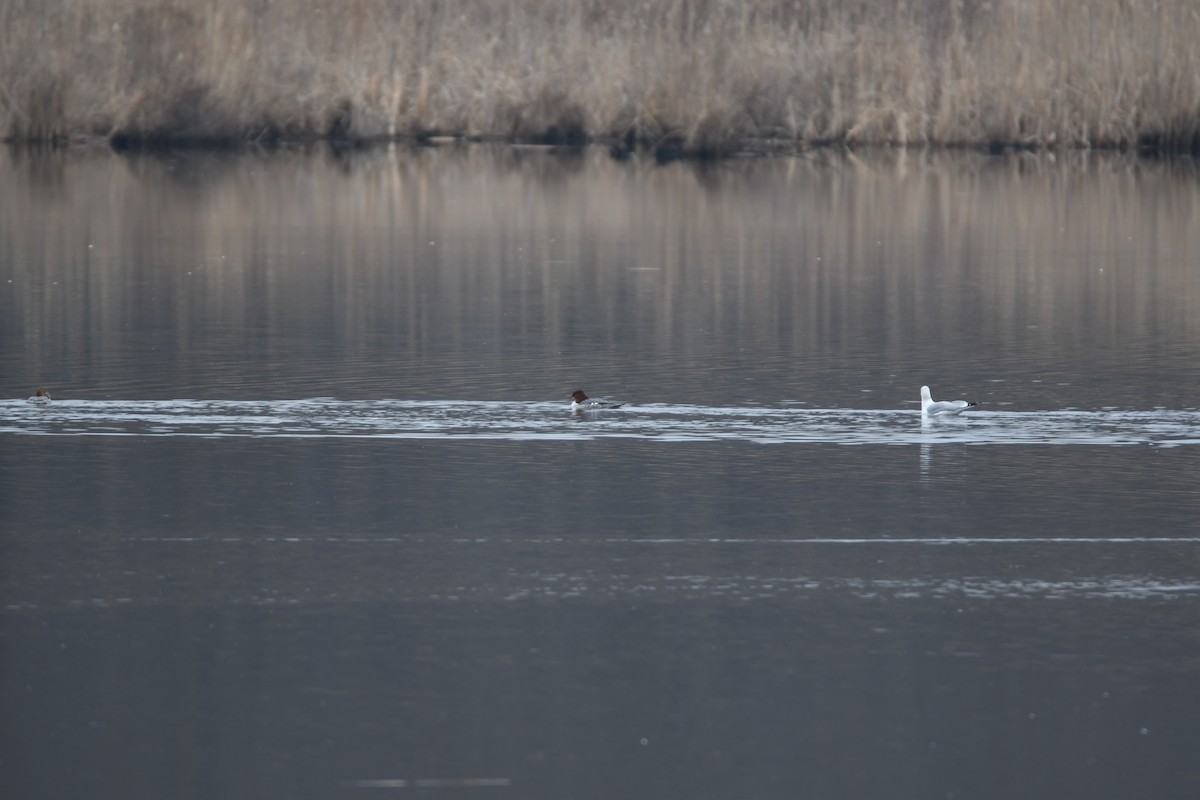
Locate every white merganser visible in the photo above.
<box><xmin>569</xmin><ymin>390</ymin><xmax>624</xmax><ymax>411</ymax></box>
<box><xmin>920</xmin><ymin>385</ymin><xmax>977</xmax><ymax>417</ymax></box>
<box><xmin>27</xmin><ymin>387</ymin><xmax>52</xmax><ymax>406</ymax></box>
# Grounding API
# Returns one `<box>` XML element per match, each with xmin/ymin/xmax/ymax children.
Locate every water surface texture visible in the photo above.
<box><xmin>2</xmin><ymin>146</ymin><xmax>1200</xmax><ymax>800</ymax></box>
<box><xmin>4</xmin><ymin>398</ymin><xmax>1200</xmax><ymax>447</ymax></box>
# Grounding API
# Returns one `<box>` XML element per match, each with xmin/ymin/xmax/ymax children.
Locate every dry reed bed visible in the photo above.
<box><xmin>2</xmin><ymin>0</ymin><xmax>1199</xmax><ymax>153</ymax></box>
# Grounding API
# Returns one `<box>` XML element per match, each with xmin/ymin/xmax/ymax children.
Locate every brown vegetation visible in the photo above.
<box><xmin>2</xmin><ymin>0</ymin><xmax>1199</xmax><ymax>154</ymax></box>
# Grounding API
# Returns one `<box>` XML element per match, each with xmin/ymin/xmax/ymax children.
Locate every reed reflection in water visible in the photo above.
<box><xmin>2</xmin><ymin>146</ymin><xmax>1198</xmax><ymax>409</ymax></box>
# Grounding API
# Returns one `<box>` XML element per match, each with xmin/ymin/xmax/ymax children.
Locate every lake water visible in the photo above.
<box><xmin>2</xmin><ymin>145</ymin><xmax>1199</xmax><ymax>799</ymax></box>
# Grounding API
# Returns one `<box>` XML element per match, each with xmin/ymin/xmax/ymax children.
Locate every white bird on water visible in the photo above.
<box><xmin>920</xmin><ymin>385</ymin><xmax>977</xmax><ymax>417</ymax></box>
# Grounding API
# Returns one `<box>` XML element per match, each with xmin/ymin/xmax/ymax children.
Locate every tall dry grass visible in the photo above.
<box><xmin>2</xmin><ymin>0</ymin><xmax>1199</xmax><ymax>153</ymax></box>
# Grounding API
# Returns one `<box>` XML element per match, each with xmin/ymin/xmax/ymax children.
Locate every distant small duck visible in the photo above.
<box><xmin>920</xmin><ymin>385</ymin><xmax>976</xmax><ymax>417</ymax></box>
<box><xmin>569</xmin><ymin>390</ymin><xmax>624</xmax><ymax>411</ymax></box>
<box><xmin>27</xmin><ymin>387</ymin><xmax>52</xmax><ymax>406</ymax></box>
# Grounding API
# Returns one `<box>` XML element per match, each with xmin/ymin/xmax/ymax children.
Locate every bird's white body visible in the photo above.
<box><xmin>920</xmin><ymin>385</ymin><xmax>976</xmax><ymax>417</ymax></box>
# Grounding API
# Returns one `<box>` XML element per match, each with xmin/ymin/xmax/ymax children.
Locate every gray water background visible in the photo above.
<box><xmin>2</xmin><ymin>145</ymin><xmax>1199</xmax><ymax>799</ymax></box>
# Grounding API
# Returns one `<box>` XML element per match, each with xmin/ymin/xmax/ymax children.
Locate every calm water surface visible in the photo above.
<box><xmin>2</xmin><ymin>145</ymin><xmax>1200</xmax><ymax>799</ymax></box>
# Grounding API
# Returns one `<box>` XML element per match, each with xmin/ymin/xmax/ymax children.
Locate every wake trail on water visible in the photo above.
<box><xmin>2</xmin><ymin>399</ymin><xmax>1200</xmax><ymax>446</ymax></box>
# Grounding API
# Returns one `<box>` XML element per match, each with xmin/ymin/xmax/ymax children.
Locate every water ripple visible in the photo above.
<box><xmin>2</xmin><ymin>399</ymin><xmax>1199</xmax><ymax>446</ymax></box>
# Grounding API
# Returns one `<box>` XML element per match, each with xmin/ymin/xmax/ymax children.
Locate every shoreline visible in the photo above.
<box><xmin>4</xmin><ymin>1</ymin><xmax>1199</xmax><ymax>157</ymax></box>
<box><xmin>5</xmin><ymin>134</ymin><xmax>1195</xmax><ymax>164</ymax></box>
